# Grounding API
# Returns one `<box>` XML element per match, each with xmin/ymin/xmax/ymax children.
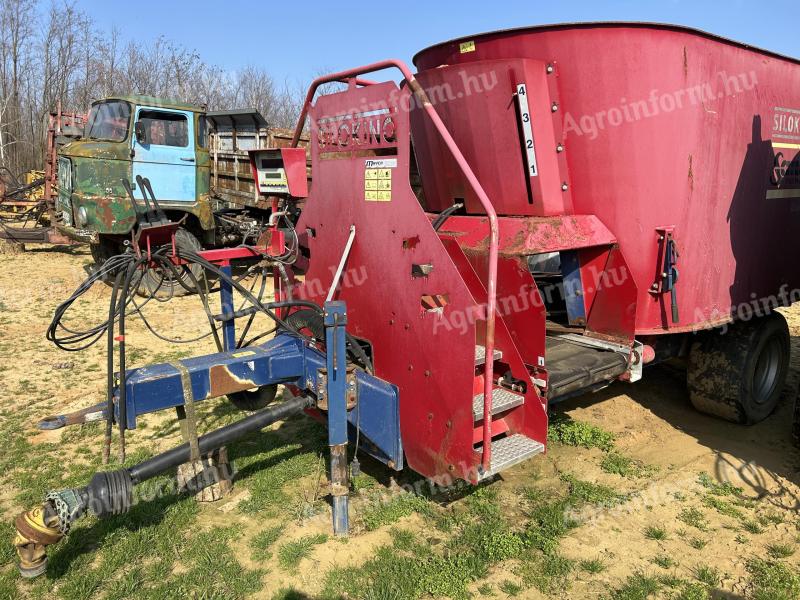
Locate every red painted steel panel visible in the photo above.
<box><xmin>292</xmin><ymin>81</ymin><xmax>543</xmax><ymax>481</ymax></box>
<box><xmin>413</xmin><ymin>23</ymin><xmax>800</xmax><ymax>334</ymax></box>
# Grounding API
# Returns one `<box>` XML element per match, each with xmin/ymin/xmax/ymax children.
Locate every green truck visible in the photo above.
<box><xmin>57</xmin><ymin>95</ymin><xmax>302</xmax><ymax>278</ymax></box>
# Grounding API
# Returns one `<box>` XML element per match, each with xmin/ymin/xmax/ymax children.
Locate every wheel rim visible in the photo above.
<box><xmin>752</xmin><ymin>335</ymin><xmax>784</xmax><ymax>405</ymax></box>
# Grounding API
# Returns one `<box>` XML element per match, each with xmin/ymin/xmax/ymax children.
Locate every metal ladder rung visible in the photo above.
<box><xmin>472</xmin><ymin>387</ymin><xmax>524</xmax><ymax>421</ymax></box>
<box><xmin>475</xmin><ymin>345</ymin><xmax>503</xmax><ymax>366</ymax></box>
<box><xmin>479</xmin><ymin>434</ymin><xmax>544</xmax><ymax>479</ymax></box>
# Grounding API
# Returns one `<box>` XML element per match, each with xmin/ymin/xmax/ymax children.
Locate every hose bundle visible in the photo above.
<box><xmin>46</xmin><ymin>243</ymin><xmax>371</xmax><ymax>462</ymax></box>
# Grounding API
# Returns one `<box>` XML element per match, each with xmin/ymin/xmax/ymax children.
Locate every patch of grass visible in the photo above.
<box><xmin>611</xmin><ymin>571</ymin><xmax>662</xmax><ymax>599</ymax></box>
<box><xmin>697</xmin><ymin>472</ymin><xmax>742</xmax><ymax>496</ymax></box>
<box><xmin>768</xmin><ymin>543</ymin><xmax>796</xmax><ymax>559</ymax></box>
<box><xmin>321</xmin><ymin>542</ymin><xmax>488</xmax><ymax>600</ymax></box>
<box><xmin>702</xmin><ymin>495</ymin><xmax>743</xmax><ymax>519</ymax></box>
<box><xmin>652</xmin><ymin>554</ymin><xmax>676</xmax><ymax>569</ymax></box>
<box><xmin>601</xmin><ymin>452</ymin><xmax>658</xmax><ymax>479</ymax></box>
<box><xmin>735</xmin><ymin>533</ymin><xmax>749</xmax><ymax>544</ymax></box>
<box><xmin>0</xmin><ymin>570</ymin><xmax>17</xmax><ymax>600</ymax></box>
<box><xmin>464</xmin><ymin>485</ymin><xmax>502</xmax><ymax>519</ymax></box>
<box><xmin>742</xmin><ymin>519</ymin><xmax>765</xmax><ymax>534</ymax></box>
<box><xmin>477</xmin><ymin>583</ymin><xmax>495</xmax><ymax>596</ymax></box>
<box><xmin>758</xmin><ymin>511</ymin><xmax>785</xmax><ymax>526</ymax></box>
<box><xmin>579</xmin><ymin>558</ymin><xmax>606</xmax><ymax>574</ymax></box>
<box><xmin>233</xmin><ymin>420</ymin><xmax>328</xmax><ymax>516</ymax></box>
<box><xmin>692</xmin><ymin>564</ymin><xmax>721</xmax><ymax>587</ymax></box>
<box><xmin>677</xmin><ymin>507</ymin><xmax>708</xmax><ymax>531</ymax></box>
<box><xmin>519</xmin><ymin>552</ymin><xmax>574</xmax><ymax>594</ymax></box>
<box><xmin>644</xmin><ymin>525</ymin><xmax>668</xmax><ymax>541</ymax></box>
<box><xmin>134</xmin><ymin>524</ymin><xmax>264</xmax><ymax>600</ymax></box>
<box><xmin>361</xmin><ymin>492</ymin><xmax>432</xmax><ymax>531</ymax></box>
<box><xmin>687</xmin><ymin>537</ymin><xmax>707</xmax><ymax>550</ymax></box>
<box><xmin>561</xmin><ymin>473</ymin><xmax>624</xmax><ymax>507</ymax></box>
<box><xmin>250</xmin><ymin>524</ymin><xmax>285</xmax><ymax>561</ymax></box>
<box><xmin>323</xmin><ymin>502</ymin><xmax>526</xmax><ymax>600</ymax></box>
<box><xmin>498</xmin><ymin>580</ymin><xmax>523</xmax><ymax>596</ymax></box>
<box><xmin>389</xmin><ymin>528</ymin><xmax>416</xmax><ymax>551</ymax></box>
<box><xmin>658</xmin><ymin>574</ymin><xmax>685</xmax><ymax>588</ymax></box>
<box><xmin>675</xmin><ymin>581</ymin><xmax>712</xmax><ymax>600</ymax></box>
<box><xmin>747</xmin><ymin>558</ymin><xmax>800</xmax><ymax>600</ymax></box>
<box><xmin>547</xmin><ymin>413</ymin><xmax>615</xmax><ymax>451</ymax></box>
<box><xmin>277</xmin><ymin>533</ymin><xmax>328</xmax><ymax>569</ymax></box>
<box><xmin>0</xmin><ymin>521</ymin><xmax>16</xmax><ymax>566</ymax></box>
<box><xmin>524</xmin><ymin>499</ymin><xmax>578</xmax><ymax>554</ymax></box>
<box><xmin>457</xmin><ymin>519</ymin><xmax>526</xmax><ymax>562</ymax></box>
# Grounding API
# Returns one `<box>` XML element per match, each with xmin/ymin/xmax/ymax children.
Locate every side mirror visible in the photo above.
<box><xmin>134</xmin><ymin>121</ymin><xmax>147</xmax><ymax>145</ymax></box>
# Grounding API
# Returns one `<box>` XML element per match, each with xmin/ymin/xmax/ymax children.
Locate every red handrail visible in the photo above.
<box><xmin>292</xmin><ymin>59</ymin><xmax>500</xmax><ymax>474</ymax></box>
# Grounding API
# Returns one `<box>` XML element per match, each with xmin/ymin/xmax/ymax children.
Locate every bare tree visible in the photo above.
<box><xmin>0</xmin><ymin>0</ymin><xmax>311</xmax><ymax>175</ymax></box>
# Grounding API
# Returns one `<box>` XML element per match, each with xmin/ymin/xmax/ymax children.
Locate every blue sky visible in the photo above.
<box><xmin>75</xmin><ymin>0</ymin><xmax>792</xmax><ymax>84</ymax></box>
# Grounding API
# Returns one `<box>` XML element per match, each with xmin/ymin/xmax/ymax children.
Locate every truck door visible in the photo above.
<box><xmin>131</xmin><ymin>107</ymin><xmax>196</xmax><ymax>202</ymax></box>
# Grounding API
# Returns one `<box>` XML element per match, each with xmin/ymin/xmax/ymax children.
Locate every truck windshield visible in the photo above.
<box><xmin>86</xmin><ymin>101</ymin><xmax>130</xmax><ymax>142</ymax></box>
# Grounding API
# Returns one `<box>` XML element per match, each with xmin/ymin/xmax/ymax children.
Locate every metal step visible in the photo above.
<box><xmin>472</xmin><ymin>387</ymin><xmax>524</xmax><ymax>421</ymax></box>
<box><xmin>479</xmin><ymin>434</ymin><xmax>544</xmax><ymax>479</ymax></box>
<box><xmin>474</xmin><ymin>344</ymin><xmax>503</xmax><ymax>366</ymax></box>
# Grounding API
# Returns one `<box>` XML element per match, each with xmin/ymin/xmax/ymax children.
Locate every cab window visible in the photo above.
<box><xmin>137</xmin><ymin>110</ymin><xmax>189</xmax><ymax>147</ymax></box>
<box><xmin>86</xmin><ymin>100</ymin><xmax>130</xmax><ymax>142</ymax></box>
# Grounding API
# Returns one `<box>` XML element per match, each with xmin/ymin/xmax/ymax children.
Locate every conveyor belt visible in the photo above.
<box><xmin>546</xmin><ymin>335</ymin><xmax>629</xmax><ymax>402</ymax></box>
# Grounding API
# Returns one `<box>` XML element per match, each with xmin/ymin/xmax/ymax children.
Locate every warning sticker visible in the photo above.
<box><xmin>365</xmin><ymin>168</ymin><xmax>392</xmax><ymax>202</ymax></box>
<box><xmin>459</xmin><ymin>40</ymin><xmax>475</xmax><ymax>54</ymax></box>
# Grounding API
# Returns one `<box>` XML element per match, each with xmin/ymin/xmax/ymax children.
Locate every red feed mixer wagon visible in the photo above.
<box><xmin>297</xmin><ymin>21</ymin><xmax>800</xmax><ymax>479</ymax></box>
<box><xmin>12</xmin><ymin>22</ymin><xmax>800</xmax><ymax>577</ymax></box>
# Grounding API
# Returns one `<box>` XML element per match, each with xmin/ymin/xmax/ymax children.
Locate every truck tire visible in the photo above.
<box><xmin>228</xmin><ymin>384</ymin><xmax>278</xmax><ymax>411</ymax></box>
<box><xmin>90</xmin><ymin>237</ymin><xmax>121</xmax><ymax>267</ymax></box>
<box><xmin>687</xmin><ymin>312</ymin><xmax>790</xmax><ymax>424</ymax></box>
<box><xmin>140</xmin><ymin>227</ymin><xmax>203</xmax><ymax>298</ymax></box>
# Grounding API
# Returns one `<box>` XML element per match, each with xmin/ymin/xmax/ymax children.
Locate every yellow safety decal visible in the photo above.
<box><xmin>231</xmin><ymin>350</ymin><xmax>256</xmax><ymax>358</ymax></box>
<box><xmin>459</xmin><ymin>40</ymin><xmax>476</xmax><ymax>53</ymax></box>
<box><xmin>365</xmin><ymin>168</ymin><xmax>392</xmax><ymax>202</ymax></box>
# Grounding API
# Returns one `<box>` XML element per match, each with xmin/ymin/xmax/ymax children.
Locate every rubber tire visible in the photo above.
<box><xmin>687</xmin><ymin>312</ymin><xmax>790</xmax><ymax>424</ymax></box>
<box><xmin>228</xmin><ymin>384</ymin><xmax>278</xmax><ymax>411</ymax></box>
<box><xmin>90</xmin><ymin>236</ymin><xmax>121</xmax><ymax>266</ymax></box>
<box><xmin>140</xmin><ymin>227</ymin><xmax>203</xmax><ymax>298</ymax></box>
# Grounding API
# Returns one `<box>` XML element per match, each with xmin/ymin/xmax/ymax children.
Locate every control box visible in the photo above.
<box><xmin>248</xmin><ymin>147</ymin><xmax>308</xmax><ymax>198</ymax></box>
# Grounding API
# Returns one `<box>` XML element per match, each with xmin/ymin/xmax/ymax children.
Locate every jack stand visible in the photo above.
<box><xmin>324</xmin><ymin>301</ymin><xmax>350</xmax><ymax>536</ymax></box>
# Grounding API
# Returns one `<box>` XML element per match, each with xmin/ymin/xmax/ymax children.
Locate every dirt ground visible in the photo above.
<box><xmin>0</xmin><ymin>244</ymin><xmax>798</xmax><ymax>600</ymax></box>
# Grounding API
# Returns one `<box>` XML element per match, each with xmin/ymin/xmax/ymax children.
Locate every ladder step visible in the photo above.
<box><xmin>474</xmin><ymin>344</ymin><xmax>503</xmax><ymax>366</ymax></box>
<box><xmin>479</xmin><ymin>434</ymin><xmax>544</xmax><ymax>479</ymax></box>
<box><xmin>472</xmin><ymin>387</ymin><xmax>524</xmax><ymax>421</ymax></box>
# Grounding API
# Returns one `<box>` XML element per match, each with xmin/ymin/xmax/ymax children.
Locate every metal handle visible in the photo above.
<box><xmin>180</xmin><ymin>157</ymin><xmax>195</xmax><ymax>162</ymax></box>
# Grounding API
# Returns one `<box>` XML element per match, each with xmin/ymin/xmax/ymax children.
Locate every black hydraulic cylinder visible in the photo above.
<box><xmin>129</xmin><ymin>396</ymin><xmax>310</xmax><ymax>484</ymax></box>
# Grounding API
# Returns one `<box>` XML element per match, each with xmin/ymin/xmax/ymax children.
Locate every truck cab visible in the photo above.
<box><xmin>57</xmin><ymin>96</ymin><xmax>214</xmax><ymax>248</ymax></box>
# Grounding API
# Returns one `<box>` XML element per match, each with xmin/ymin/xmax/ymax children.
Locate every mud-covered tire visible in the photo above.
<box><xmin>228</xmin><ymin>384</ymin><xmax>278</xmax><ymax>411</ymax></box>
<box><xmin>139</xmin><ymin>227</ymin><xmax>203</xmax><ymax>298</ymax></box>
<box><xmin>687</xmin><ymin>312</ymin><xmax>790</xmax><ymax>424</ymax></box>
